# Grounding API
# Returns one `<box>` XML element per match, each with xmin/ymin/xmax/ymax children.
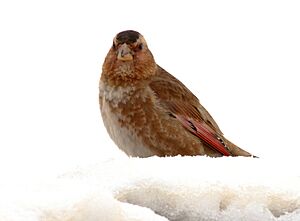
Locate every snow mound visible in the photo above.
<box><xmin>1</xmin><ymin>156</ymin><xmax>300</xmax><ymax>221</ymax></box>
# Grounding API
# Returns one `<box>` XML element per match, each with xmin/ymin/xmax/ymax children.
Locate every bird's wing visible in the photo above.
<box><xmin>149</xmin><ymin>66</ymin><xmax>231</xmax><ymax>156</ymax></box>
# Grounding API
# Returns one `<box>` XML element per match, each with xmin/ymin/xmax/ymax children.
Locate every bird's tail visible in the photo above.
<box><xmin>223</xmin><ymin>138</ymin><xmax>257</xmax><ymax>158</ymax></box>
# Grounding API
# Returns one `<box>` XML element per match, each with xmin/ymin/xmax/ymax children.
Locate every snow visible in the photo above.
<box><xmin>1</xmin><ymin>155</ymin><xmax>300</xmax><ymax>221</ymax></box>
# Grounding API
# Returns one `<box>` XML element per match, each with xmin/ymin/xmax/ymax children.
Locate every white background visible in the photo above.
<box><xmin>0</xmin><ymin>0</ymin><xmax>299</xmax><ymax>182</ymax></box>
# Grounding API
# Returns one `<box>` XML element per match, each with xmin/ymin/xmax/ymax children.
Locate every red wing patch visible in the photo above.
<box><xmin>176</xmin><ymin>115</ymin><xmax>231</xmax><ymax>156</ymax></box>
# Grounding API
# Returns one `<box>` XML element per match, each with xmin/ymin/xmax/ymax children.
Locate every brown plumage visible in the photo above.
<box><xmin>99</xmin><ymin>30</ymin><xmax>254</xmax><ymax>157</ymax></box>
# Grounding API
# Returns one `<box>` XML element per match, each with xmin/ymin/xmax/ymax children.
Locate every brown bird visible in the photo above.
<box><xmin>100</xmin><ymin>30</ymin><xmax>254</xmax><ymax>158</ymax></box>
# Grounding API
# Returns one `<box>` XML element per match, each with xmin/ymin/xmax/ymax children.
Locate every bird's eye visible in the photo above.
<box><xmin>138</xmin><ymin>43</ymin><xmax>143</xmax><ymax>50</ymax></box>
<box><xmin>112</xmin><ymin>42</ymin><xmax>116</xmax><ymax>49</ymax></box>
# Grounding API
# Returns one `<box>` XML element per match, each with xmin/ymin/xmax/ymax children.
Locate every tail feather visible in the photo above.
<box><xmin>223</xmin><ymin>138</ymin><xmax>257</xmax><ymax>157</ymax></box>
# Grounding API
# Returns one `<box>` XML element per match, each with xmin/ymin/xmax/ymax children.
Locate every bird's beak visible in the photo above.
<box><xmin>117</xmin><ymin>43</ymin><xmax>133</xmax><ymax>61</ymax></box>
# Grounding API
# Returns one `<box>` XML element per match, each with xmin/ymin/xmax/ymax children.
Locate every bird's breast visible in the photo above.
<box><xmin>99</xmin><ymin>81</ymin><xmax>155</xmax><ymax>157</ymax></box>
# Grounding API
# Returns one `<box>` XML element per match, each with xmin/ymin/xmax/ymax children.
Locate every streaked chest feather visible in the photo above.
<box><xmin>99</xmin><ymin>82</ymin><xmax>154</xmax><ymax>157</ymax></box>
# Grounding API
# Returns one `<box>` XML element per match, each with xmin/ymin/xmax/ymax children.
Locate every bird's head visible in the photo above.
<box><xmin>102</xmin><ymin>30</ymin><xmax>157</xmax><ymax>85</ymax></box>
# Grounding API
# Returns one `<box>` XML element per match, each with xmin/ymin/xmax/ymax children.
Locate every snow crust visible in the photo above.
<box><xmin>1</xmin><ymin>156</ymin><xmax>300</xmax><ymax>221</ymax></box>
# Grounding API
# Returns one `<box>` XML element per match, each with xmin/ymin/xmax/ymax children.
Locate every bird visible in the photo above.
<box><xmin>99</xmin><ymin>30</ymin><xmax>254</xmax><ymax>158</ymax></box>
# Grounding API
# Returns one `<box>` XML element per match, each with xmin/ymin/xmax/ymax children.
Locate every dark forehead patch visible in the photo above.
<box><xmin>116</xmin><ymin>30</ymin><xmax>140</xmax><ymax>44</ymax></box>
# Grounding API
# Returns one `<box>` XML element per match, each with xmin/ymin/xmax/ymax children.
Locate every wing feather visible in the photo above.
<box><xmin>149</xmin><ymin>66</ymin><xmax>232</xmax><ymax>156</ymax></box>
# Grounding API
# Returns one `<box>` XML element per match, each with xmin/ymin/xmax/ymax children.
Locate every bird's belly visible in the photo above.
<box><xmin>101</xmin><ymin>101</ymin><xmax>154</xmax><ymax>157</ymax></box>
